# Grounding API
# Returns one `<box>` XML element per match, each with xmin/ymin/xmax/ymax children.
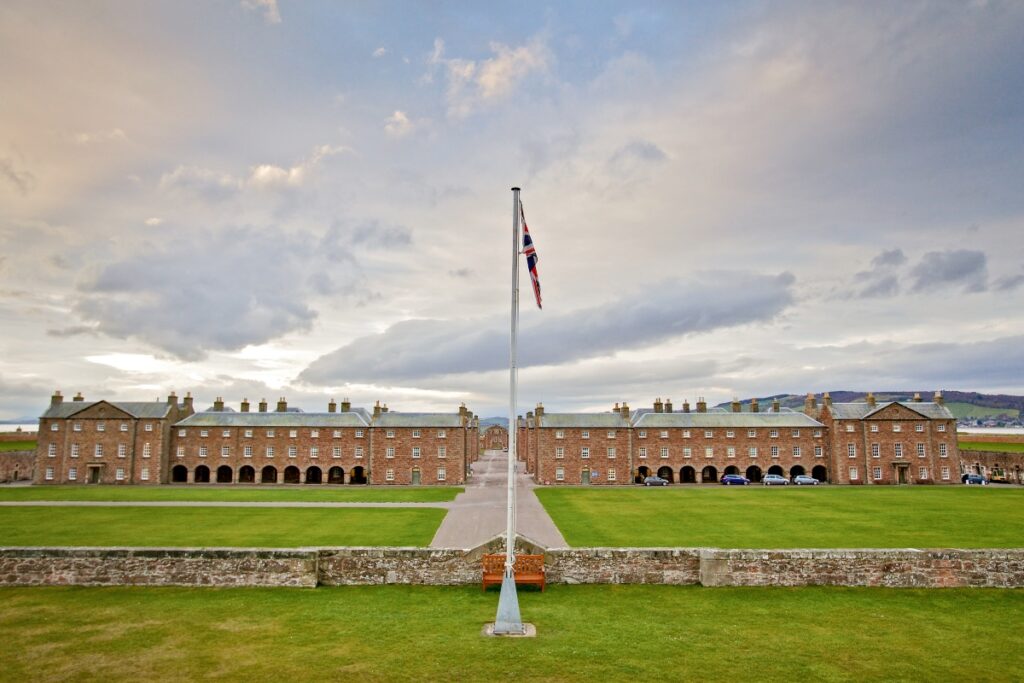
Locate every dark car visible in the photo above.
<box><xmin>963</xmin><ymin>474</ymin><xmax>989</xmax><ymax>486</ymax></box>
<box><xmin>762</xmin><ymin>473</ymin><xmax>789</xmax><ymax>486</ymax></box>
<box><xmin>643</xmin><ymin>476</ymin><xmax>669</xmax><ymax>486</ymax></box>
<box><xmin>793</xmin><ymin>475</ymin><xmax>820</xmax><ymax>486</ymax></box>
<box><xmin>721</xmin><ymin>474</ymin><xmax>750</xmax><ymax>486</ymax></box>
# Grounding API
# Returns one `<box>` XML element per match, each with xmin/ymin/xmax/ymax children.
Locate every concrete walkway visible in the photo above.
<box><xmin>430</xmin><ymin>450</ymin><xmax>566</xmax><ymax>549</ymax></box>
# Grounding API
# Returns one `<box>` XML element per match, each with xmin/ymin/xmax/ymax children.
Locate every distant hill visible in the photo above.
<box><xmin>718</xmin><ymin>391</ymin><xmax>1023</xmax><ymax>420</ymax></box>
<box><xmin>478</xmin><ymin>417</ymin><xmax>509</xmax><ymax>428</ymax></box>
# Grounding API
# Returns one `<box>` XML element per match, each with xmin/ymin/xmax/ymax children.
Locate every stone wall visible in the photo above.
<box><xmin>1</xmin><ymin>544</ymin><xmax>1020</xmax><ymax>588</ymax></box>
<box><xmin>0</xmin><ymin>450</ymin><xmax>35</xmax><ymax>483</ymax></box>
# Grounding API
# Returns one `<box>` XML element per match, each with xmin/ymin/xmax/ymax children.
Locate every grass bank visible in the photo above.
<box><xmin>0</xmin><ymin>484</ymin><xmax>462</xmax><ymax>502</ymax></box>
<box><xmin>0</xmin><ymin>585</ymin><xmax>1020</xmax><ymax>682</ymax></box>
<box><xmin>958</xmin><ymin>441</ymin><xmax>1024</xmax><ymax>453</ymax></box>
<box><xmin>0</xmin><ymin>440</ymin><xmax>35</xmax><ymax>452</ymax></box>
<box><xmin>536</xmin><ymin>486</ymin><xmax>1024</xmax><ymax>548</ymax></box>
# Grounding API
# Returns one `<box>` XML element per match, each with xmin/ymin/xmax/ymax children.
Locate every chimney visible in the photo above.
<box><xmin>731</xmin><ymin>398</ymin><xmax>741</xmax><ymax>413</ymax></box>
<box><xmin>50</xmin><ymin>390</ymin><xmax>63</xmax><ymax>407</ymax></box>
<box><xmin>535</xmin><ymin>403</ymin><xmax>545</xmax><ymax>418</ymax></box>
<box><xmin>771</xmin><ymin>398</ymin><xmax>781</xmax><ymax>412</ymax></box>
<box><xmin>166</xmin><ymin>391</ymin><xmax>177</xmax><ymax>406</ymax></box>
<box><xmin>865</xmin><ymin>392</ymin><xmax>876</xmax><ymax>408</ymax></box>
<box><xmin>822</xmin><ymin>392</ymin><xmax>832</xmax><ymax>408</ymax></box>
<box><xmin>276</xmin><ymin>397</ymin><xmax>288</xmax><ymax>412</ymax></box>
<box><xmin>619</xmin><ymin>402</ymin><xmax>630</xmax><ymax>420</ymax></box>
<box><xmin>328</xmin><ymin>399</ymin><xmax>337</xmax><ymax>413</ymax></box>
<box><xmin>526</xmin><ymin>410</ymin><xmax>534</xmax><ymax>427</ymax></box>
<box><xmin>459</xmin><ymin>403</ymin><xmax>468</xmax><ymax>418</ymax></box>
<box><xmin>73</xmin><ymin>392</ymin><xmax>85</xmax><ymax>402</ymax></box>
<box><xmin>654</xmin><ymin>398</ymin><xmax>663</xmax><ymax>414</ymax></box>
<box><xmin>214</xmin><ymin>397</ymin><xmax>224</xmax><ymax>412</ymax></box>
<box><xmin>183</xmin><ymin>392</ymin><xmax>194</xmax><ymax>412</ymax></box>
<box><xmin>804</xmin><ymin>393</ymin><xmax>816</xmax><ymax>414</ymax></box>
<box><xmin>373</xmin><ymin>401</ymin><xmax>381</xmax><ymax>418</ymax></box>
<box><xmin>382</xmin><ymin>403</ymin><xmax>389</xmax><ymax>413</ymax></box>
<box><xmin>912</xmin><ymin>392</ymin><xmax>922</xmax><ymax>403</ymax></box>
<box><xmin>341</xmin><ymin>398</ymin><xmax>351</xmax><ymax>413</ymax></box>
<box><xmin>241</xmin><ymin>398</ymin><xmax>250</xmax><ymax>413</ymax></box>
<box><xmin>934</xmin><ymin>390</ymin><xmax>944</xmax><ymax>406</ymax></box>
<box><xmin>665</xmin><ymin>398</ymin><xmax>673</xmax><ymax>413</ymax></box>
<box><xmin>613</xmin><ymin>402</ymin><xmax>620</xmax><ymax>412</ymax></box>
<box><xmin>751</xmin><ymin>398</ymin><xmax>759</xmax><ymax>413</ymax></box>
<box><xmin>259</xmin><ymin>398</ymin><xmax>268</xmax><ymax>413</ymax></box>
<box><xmin>682</xmin><ymin>399</ymin><xmax>690</xmax><ymax>413</ymax></box>
<box><xmin>696</xmin><ymin>397</ymin><xmax>707</xmax><ymax>413</ymax></box>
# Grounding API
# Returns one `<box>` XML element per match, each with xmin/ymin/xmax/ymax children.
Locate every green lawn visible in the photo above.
<box><xmin>536</xmin><ymin>487</ymin><xmax>1024</xmax><ymax>548</ymax></box>
<box><xmin>0</xmin><ymin>440</ymin><xmax>35</xmax><ymax>452</ymax></box>
<box><xmin>0</xmin><ymin>585</ymin><xmax>1020</xmax><ymax>682</ymax></box>
<box><xmin>958</xmin><ymin>440</ymin><xmax>1024</xmax><ymax>453</ymax></box>
<box><xmin>0</xmin><ymin>507</ymin><xmax>444</xmax><ymax>547</ymax></box>
<box><xmin>946</xmin><ymin>401</ymin><xmax>1019</xmax><ymax>419</ymax></box>
<box><xmin>0</xmin><ymin>484</ymin><xmax>462</xmax><ymax>502</ymax></box>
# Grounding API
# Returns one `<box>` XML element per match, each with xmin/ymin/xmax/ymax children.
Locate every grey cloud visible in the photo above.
<box><xmin>520</xmin><ymin>131</ymin><xmax>581</xmax><ymax>177</ymax></box>
<box><xmin>158</xmin><ymin>165</ymin><xmax>240</xmax><ymax>202</ymax></box>
<box><xmin>46</xmin><ymin>325</ymin><xmax>99</xmax><ymax>338</ymax></box>
<box><xmin>350</xmin><ymin>222</ymin><xmax>412</xmax><ymax>249</ymax></box>
<box><xmin>0</xmin><ymin>157</ymin><xmax>35</xmax><ymax>195</ymax></box>
<box><xmin>993</xmin><ymin>273</ymin><xmax>1024</xmax><ymax>291</ymax></box>
<box><xmin>609</xmin><ymin>140</ymin><xmax>668</xmax><ymax>166</ymax></box>
<box><xmin>909</xmin><ymin>249</ymin><xmax>988</xmax><ymax>293</ymax></box>
<box><xmin>851</xmin><ymin>248</ymin><xmax>906</xmax><ymax>298</ymax></box>
<box><xmin>870</xmin><ymin>249</ymin><xmax>907</xmax><ymax>268</ymax></box>
<box><xmin>857</xmin><ymin>274</ymin><xmax>899</xmax><ymax>299</ymax></box>
<box><xmin>448</xmin><ymin>268</ymin><xmax>473</xmax><ymax>278</ymax></box>
<box><xmin>301</xmin><ymin>271</ymin><xmax>796</xmax><ymax>384</ymax></box>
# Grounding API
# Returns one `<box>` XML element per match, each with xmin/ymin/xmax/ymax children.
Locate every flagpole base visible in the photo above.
<box><xmin>483</xmin><ymin>622</ymin><xmax>536</xmax><ymax>638</ymax></box>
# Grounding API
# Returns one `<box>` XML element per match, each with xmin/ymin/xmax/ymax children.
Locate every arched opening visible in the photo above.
<box><xmin>634</xmin><ymin>465</ymin><xmax>651</xmax><ymax>484</ymax></box>
<box><xmin>261</xmin><ymin>465</ymin><xmax>278</xmax><ymax>484</ymax></box>
<box><xmin>194</xmin><ymin>465</ymin><xmax>210</xmax><ymax>483</ymax></box>
<box><xmin>328</xmin><ymin>466</ymin><xmax>344</xmax><ymax>484</ymax></box>
<box><xmin>171</xmin><ymin>465</ymin><xmax>188</xmax><ymax>483</ymax></box>
<box><xmin>350</xmin><ymin>466</ymin><xmax>367</xmax><ymax>484</ymax></box>
<box><xmin>723</xmin><ymin>465</ymin><xmax>739</xmax><ymax>476</ymax></box>
<box><xmin>767</xmin><ymin>465</ymin><xmax>784</xmax><ymax>476</ymax></box>
<box><xmin>790</xmin><ymin>465</ymin><xmax>806</xmax><ymax>479</ymax></box>
<box><xmin>216</xmin><ymin>465</ymin><xmax>232</xmax><ymax>483</ymax></box>
<box><xmin>656</xmin><ymin>466</ymin><xmax>674</xmax><ymax>482</ymax></box>
<box><xmin>238</xmin><ymin>465</ymin><xmax>255</xmax><ymax>483</ymax></box>
<box><xmin>811</xmin><ymin>465</ymin><xmax>828</xmax><ymax>482</ymax></box>
<box><xmin>680</xmin><ymin>466</ymin><xmax>696</xmax><ymax>483</ymax></box>
<box><xmin>284</xmin><ymin>466</ymin><xmax>301</xmax><ymax>484</ymax></box>
<box><xmin>701</xmin><ymin>466</ymin><xmax>718</xmax><ymax>483</ymax></box>
<box><xmin>746</xmin><ymin>465</ymin><xmax>763</xmax><ymax>483</ymax></box>
<box><xmin>305</xmin><ymin>466</ymin><xmax>322</xmax><ymax>484</ymax></box>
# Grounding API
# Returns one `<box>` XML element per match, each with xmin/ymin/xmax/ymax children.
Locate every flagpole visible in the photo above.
<box><xmin>493</xmin><ymin>186</ymin><xmax>525</xmax><ymax>635</ymax></box>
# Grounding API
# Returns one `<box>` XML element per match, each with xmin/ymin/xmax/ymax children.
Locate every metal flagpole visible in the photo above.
<box><xmin>493</xmin><ymin>186</ymin><xmax>525</xmax><ymax>635</ymax></box>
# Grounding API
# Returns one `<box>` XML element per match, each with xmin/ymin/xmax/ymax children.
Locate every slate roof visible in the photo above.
<box><xmin>373</xmin><ymin>412</ymin><xmax>466</xmax><ymax>428</ymax></box>
<box><xmin>828</xmin><ymin>402</ymin><xmax>954</xmax><ymax>421</ymax></box>
<box><xmin>175</xmin><ymin>410</ymin><xmax>370</xmax><ymax>428</ymax></box>
<box><xmin>40</xmin><ymin>401</ymin><xmax>176</xmax><ymax>420</ymax></box>
<box><xmin>536</xmin><ymin>413</ymin><xmax>632</xmax><ymax>428</ymax></box>
<box><xmin>633</xmin><ymin>409</ymin><xmax>823</xmax><ymax>429</ymax></box>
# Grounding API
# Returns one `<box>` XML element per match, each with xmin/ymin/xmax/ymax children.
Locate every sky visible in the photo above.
<box><xmin>1</xmin><ymin>0</ymin><xmax>1024</xmax><ymax>421</ymax></box>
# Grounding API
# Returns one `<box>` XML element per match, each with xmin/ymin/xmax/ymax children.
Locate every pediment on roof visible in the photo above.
<box><xmin>865</xmin><ymin>403</ymin><xmax>928</xmax><ymax>421</ymax></box>
<box><xmin>71</xmin><ymin>401</ymin><xmax>134</xmax><ymax>420</ymax></box>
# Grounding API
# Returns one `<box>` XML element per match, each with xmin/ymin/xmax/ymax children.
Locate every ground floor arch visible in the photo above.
<box><xmin>746</xmin><ymin>465</ymin><xmax>763</xmax><ymax>482</ymax></box>
<box><xmin>680</xmin><ymin>466</ymin><xmax>696</xmax><ymax>483</ymax></box>
<box><xmin>635</xmin><ymin>465</ymin><xmax>651</xmax><ymax>484</ymax></box>
<box><xmin>238</xmin><ymin>465</ymin><xmax>255</xmax><ymax>483</ymax></box>
<box><xmin>284</xmin><ymin>466</ymin><xmax>300</xmax><ymax>484</ymax></box>
<box><xmin>656</xmin><ymin>466</ymin><xmax>674</xmax><ymax>482</ymax></box>
<box><xmin>171</xmin><ymin>465</ymin><xmax>187</xmax><ymax>483</ymax></box>
<box><xmin>790</xmin><ymin>465</ymin><xmax>806</xmax><ymax>478</ymax></box>
<box><xmin>328</xmin><ymin>466</ymin><xmax>344</xmax><ymax>484</ymax></box>
<box><xmin>350</xmin><ymin>466</ymin><xmax>367</xmax><ymax>484</ymax></box>
<box><xmin>305</xmin><ymin>466</ymin><xmax>322</xmax><ymax>484</ymax></box>
<box><xmin>767</xmin><ymin>465</ymin><xmax>784</xmax><ymax>476</ymax></box>
<box><xmin>261</xmin><ymin>466</ymin><xmax>278</xmax><ymax>484</ymax></box>
<box><xmin>701</xmin><ymin>466</ymin><xmax>718</xmax><ymax>483</ymax></box>
<box><xmin>194</xmin><ymin>465</ymin><xmax>210</xmax><ymax>483</ymax></box>
<box><xmin>723</xmin><ymin>465</ymin><xmax>739</xmax><ymax>476</ymax></box>
<box><xmin>216</xmin><ymin>465</ymin><xmax>232</xmax><ymax>483</ymax></box>
<box><xmin>811</xmin><ymin>465</ymin><xmax>828</xmax><ymax>482</ymax></box>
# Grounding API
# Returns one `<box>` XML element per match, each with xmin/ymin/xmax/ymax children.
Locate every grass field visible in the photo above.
<box><xmin>0</xmin><ymin>507</ymin><xmax>445</xmax><ymax>547</ymax></box>
<box><xmin>0</xmin><ymin>585</ymin><xmax>1020</xmax><ymax>682</ymax></box>
<box><xmin>946</xmin><ymin>401</ymin><xmax>1019</xmax><ymax>419</ymax></box>
<box><xmin>0</xmin><ymin>484</ymin><xmax>462</xmax><ymax>502</ymax></box>
<box><xmin>958</xmin><ymin>441</ymin><xmax>1024</xmax><ymax>453</ymax></box>
<box><xmin>536</xmin><ymin>487</ymin><xmax>1024</xmax><ymax>548</ymax></box>
<box><xmin>0</xmin><ymin>440</ymin><xmax>35</xmax><ymax>452</ymax></box>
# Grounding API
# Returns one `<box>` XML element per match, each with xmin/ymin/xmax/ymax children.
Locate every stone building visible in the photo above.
<box><xmin>528</xmin><ymin>404</ymin><xmax>633</xmax><ymax>485</ymax></box>
<box><xmin>481</xmin><ymin>424</ymin><xmax>509</xmax><ymax>451</ymax></box>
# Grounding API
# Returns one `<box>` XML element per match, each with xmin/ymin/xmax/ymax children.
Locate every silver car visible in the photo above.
<box><xmin>763</xmin><ymin>474</ymin><xmax>789</xmax><ymax>486</ymax></box>
<box><xmin>793</xmin><ymin>475</ymin><xmax>820</xmax><ymax>485</ymax></box>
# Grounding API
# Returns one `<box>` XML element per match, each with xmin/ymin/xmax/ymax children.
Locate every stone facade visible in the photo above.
<box><xmin>481</xmin><ymin>425</ymin><xmax>508</xmax><ymax>451</ymax></box>
<box><xmin>0</xmin><ymin>450</ymin><xmax>35</xmax><ymax>483</ymax></box>
<box><xmin>958</xmin><ymin>448</ymin><xmax>1024</xmax><ymax>484</ymax></box>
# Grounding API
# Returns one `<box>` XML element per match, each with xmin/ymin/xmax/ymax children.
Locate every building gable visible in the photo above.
<box><xmin>865</xmin><ymin>403</ymin><xmax>929</xmax><ymax>421</ymax></box>
<box><xmin>69</xmin><ymin>401</ymin><xmax>135</xmax><ymax>421</ymax></box>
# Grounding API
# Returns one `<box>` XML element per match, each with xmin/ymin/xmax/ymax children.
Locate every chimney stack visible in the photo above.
<box><xmin>459</xmin><ymin>403</ymin><xmax>468</xmax><ymax>418</ymax></box>
<box><xmin>620</xmin><ymin>402</ymin><xmax>630</xmax><ymax>420</ymax></box>
<box><xmin>934</xmin><ymin>390</ymin><xmax>944</xmax><ymax>406</ymax></box>
<box><xmin>259</xmin><ymin>398</ymin><xmax>268</xmax><ymax>413</ymax></box>
<box><xmin>51</xmin><ymin>390</ymin><xmax>63</xmax><ymax>407</ymax></box>
<box><xmin>341</xmin><ymin>398</ymin><xmax>351</xmax><ymax>413</ymax></box>
<box><xmin>535</xmin><ymin>403</ymin><xmax>545</xmax><ymax>418</ymax></box>
<box><xmin>241</xmin><ymin>399</ymin><xmax>250</xmax><ymax>413</ymax></box>
<box><xmin>731</xmin><ymin>397</ymin><xmax>741</xmax><ymax>413</ymax></box>
<box><xmin>751</xmin><ymin>397</ymin><xmax>760</xmax><ymax>413</ymax></box>
<box><xmin>73</xmin><ymin>392</ymin><xmax>85</xmax><ymax>402</ymax></box>
<box><xmin>822</xmin><ymin>392</ymin><xmax>832</xmax><ymax>408</ymax></box>
<box><xmin>613</xmin><ymin>402</ymin><xmax>620</xmax><ymax>412</ymax></box>
<box><xmin>696</xmin><ymin>397</ymin><xmax>707</xmax><ymax>413</ymax></box>
<box><xmin>865</xmin><ymin>392</ymin><xmax>876</xmax><ymax>408</ymax></box>
<box><xmin>772</xmin><ymin>398</ymin><xmax>781</xmax><ymax>412</ymax></box>
<box><xmin>214</xmin><ymin>397</ymin><xmax>224</xmax><ymax>411</ymax></box>
<box><xmin>373</xmin><ymin>401</ymin><xmax>381</xmax><ymax>418</ymax></box>
<box><xmin>682</xmin><ymin>399</ymin><xmax>690</xmax><ymax>413</ymax></box>
<box><xmin>804</xmin><ymin>393</ymin><xmax>816</xmax><ymax>414</ymax></box>
<box><xmin>654</xmin><ymin>398</ymin><xmax>663</xmax><ymax>414</ymax></box>
<box><xmin>665</xmin><ymin>398</ymin><xmax>673</xmax><ymax>413</ymax></box>
<box><xmin>912</xmin><ymin>392</ymin><xmax>922</xmax><ymax>403</ymax></box>
<box><xmin>166</xmin><ymin>391</ymin><xmax>177</xmax><ymax>406</ymax></box>
<box><xmin>182</xmin><ymin>392</ymin><xmax>193</xmax><ymax>412</ymax></box>
<box><xmin>328</xmin><ymin>399</ymin><xmax>337</xmax><ymax>413</ymax></box>
<box><xmin>382</xmin><ymin>403</ymin><xmax>389</xmax><ymax>413</ymax></box>
<box><xmin>276</xmin><ymin>397</ymin><xmax>288</xmax><ymax>412</ymax></box>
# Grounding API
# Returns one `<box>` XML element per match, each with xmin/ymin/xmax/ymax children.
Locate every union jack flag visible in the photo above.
<box><xmin>521</xmin><ymin>204</ymin><xmax>542</xmax><ymax>309</ymax></box>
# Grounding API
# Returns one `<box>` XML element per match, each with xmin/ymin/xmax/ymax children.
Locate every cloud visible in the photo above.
<box><xmin>373</xmin><ymin>47</ymin><xmax>388</xmax><ymax>58</ymax></box>
<box><xmin>158</xmin><ymin>165</ymin><xmax>241</xmax><ymax>201</ymax></box>
<box><xmin>993</xmin><ymin>273</ymin><xmax>1024</xmax><ymax>291</ymax></box>
<box><xmin>870</xmin><ymin>249</ymin><xmax>907</xmax><ymax>268</ymax></box>
<box><xmin>426</xmin><ymin>36</ymin><xmax>550</xmax><ymax>118</ymax></box>
<box><xmin>909</xmin><ymin>249</ymin><xmax>988</xmax><ymax>293</ymax></box>
<box><xmin>350</xmin><ymin>221</ymin><xmax>412</xmax><ymax>249</ymax></box>
<box><xmin>73</xmin><ymin>128</ymin><xmax>127</xmax><ymax>145</ymax></box>
<box><xmin>384</xmin><ymin>110</ymin><xmax>415</xmax><ymax>137</ymax></box>
<box><xmin>301</xmin><ymin>271</ymin><xmax>796</xmax><ymax>383</ymax></box>
<box><xmin>46</xmin><ymin>325</ymin><xmax>99</xmax><ymax>338</ymax></box>
<box><xmin>241</xmin><ymin>0</ymin><xmax>280</xmax><ymax>24</ymax></box>
<box><xmin>609</xmin><ymin>140</ymin><xmax>668</xmax><ymax>166</ymax></box>
<box><xmin>850</xmin><ymin>248</ymin><xmax>907</xmax><ymax>298</ymax></box>
<box><xmin>0</xmin><ymin>157</ymin><xmax>35</xmax><ymax>195</ymax></box>
<box><xmin>449</xmin><ymin>268</ymin><xmax>473</xmax><ymax>278</ymax></box>
<box><xmin>144</xmin><ymin>217</ymin><xmax>163</xmax><ymax>226</ymax></box>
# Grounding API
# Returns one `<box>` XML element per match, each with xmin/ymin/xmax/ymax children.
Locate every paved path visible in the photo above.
<box><xmin>430</xmin><ymin>450</ymin><xmax>566</xmax><ymax>549</ymax></box>
<box><xmin>0</xmin><ymin>501</ymin><xmax>449</xmax><ymax>508</ymax></box>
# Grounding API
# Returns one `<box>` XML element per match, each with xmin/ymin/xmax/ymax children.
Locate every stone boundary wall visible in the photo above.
<box><xmin>0</xmin><ymin>432</ymin><xmax>37</xmax><ymax>443</ymax></box>
<box><xmin>1</xmin><ymin>546</ymin><xmax>1021</xmax><ymax>588</ymax></box>
<box><xmin>0</xmin><ymin>450</ymin><xmax>35</xmax><ymax>483</ymax></box>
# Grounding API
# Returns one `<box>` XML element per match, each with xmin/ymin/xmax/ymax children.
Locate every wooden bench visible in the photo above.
<box><xmin>481</xmin><ymin>553</ymin><xmax>545</xmax><ymax>592</ymax></box>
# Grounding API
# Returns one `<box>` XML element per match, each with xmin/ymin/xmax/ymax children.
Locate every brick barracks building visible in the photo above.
<box><xmin>35</xmin><ymin>392</ymin><xmax>479</xmax><ymax>486</ymax></box>
<box><xmin>520</xmin><ymin>392</ymin><xmax>960</xmax><ymax>486</ymax></box>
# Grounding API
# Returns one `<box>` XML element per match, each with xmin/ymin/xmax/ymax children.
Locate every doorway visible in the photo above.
<box><xmin>88</xmin><ymin>466</ymin><xmax>101</xmax><ymax>484</ymax></box>
<box><xmin>581</xmin><ymin>470</ymin><xmax>591</xmax><ymax>485</ymax></box>
<box><xmin>411</xmin><ymin>469</ymin><xmax>421</xmax><ymax>486</ymax></box>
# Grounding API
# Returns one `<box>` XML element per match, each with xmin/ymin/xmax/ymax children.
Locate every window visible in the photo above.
<box><xmin>51</xmin><ymin>423</ymin><xmax>59</xmax><ymax>432</ymax></box>
<box><xmin>638</xmin><ymin>430</ymin><xmax>647</xmax><ymax>439</ymax></box>
<box><xmin>871</xmin><ymin>443</ymin><xmax>880</xmax><ymax>459</ymax></box>
<box><xmin>176</xmin><ymin>446</ymin><xmax>184</xmax><ymax>458</ymax></box>
<box><xmin>941</xmin><ymin>466</ymin><xmax>950</xmax><ymax>480</ymax></box>
<box><xmin>555</xmin><ymin>430</ymin><xmax>565</xmax><ymax>439</ymax></box>
<box><xmin>94</xmin><ymin>444</ymin><xmax>103</xmax><ymax>457</ymax></box>
<box><xmin>117</xmin><ymin>444</ymin><xmax>126</xmax><ymax>458</ymax></box>
<box><xmin>849</xmin><ymin>467</ymin><xmax>858</xmax><ymax>480</ymax></box>
<box><xmin>385</xmin><ymin>468</ymin><xmax>395</xmax><ymax>481</ymax></box>
<box><xmin>71</xmin><ymin>444</ymin><xmax>79</xmax><ymax>458</ymax></box>
<box><xmin>332</xmin><ymin>447</ymin><xmax>341</xmax><ymax>459</ymax></box>
<box><xmin>771</xmin><ymin>446</ymin><xmax>779</xmax><ymax>459</ymax></box>
<box><xmin>333</xmin><ymin>430</ymin><xmax>341</xmax><ymax>438</ymax></box>
<box><xmin>555</xmin><ymin>447</ymin><xmax>564</xmax><ymax>459</ymax></box>
<box><xmin>555</xmin><ymin>467</ymin><xmax>565</xmax><ymax>481</ymax></box>
<box><xmin>683</xmin><ymin>447</ymin><xmax>692</xmax><ymax>459</ymax></box>
<box><xmin>682</xmin><ymin>430</ymin><xmax>691</xmax><ymax>439</ymax></box>
<box><xmin>726</xmin><ymin>430</ymin><xmax>735</xmax><ymax>439</ymax></box>
<box><xmin>45</xmin><ymin>467</ymin><xmax>54</xmax><ymax>481</ymax></box>
<box><xmin>199</xmin><ymin>446</ymin><xmax>208</xmax><ymax>458</ymax></box>
<box><xmin>140</xmin><ymin>467</ymin><xmax>149</xmax><ymax>481</ymax></box>
<box><xmin>145</xmin><ymin>423</ymin><xmax>153</xmax><ymax>432</ymax></box>
<box><xmin>437</xmin><ymin>467</ymin><xmax>446</xmax><ymax>481</ymax></box>
<box><xmin>939</xmin><ymin>443</ymin><xmax>948</xmax><ymax>458</ymax></box>
<box><xmin>355</xmin><ymin>447</ymin><xmax>364</xmax><ymax>459</ymax></box>
<box><xmin>845</xmin><ymin>424</ymin><xmax>855</xmax><ymax>433</ymax></box>
<box><xmin>97</xmin><ymin>422</ymin><xmax>105</xmax><ymax>432</ymax></box>
<box><xmin>917</xmin><ymin>443</ymin><xmax>926</xmax><ymax>458</ymax></box>
<box><xmin>48</xmin><ymin>443</ymin><xmax>56</xmax><ymax>457</ymax></box>
<box><xmin>412</xmin><ymin>446</ymin><xmax>421</xmax><ymax>459</ymax></box>
<box><xmin>769</xmin><ymin>429</ymin><xmax>778</xmax><ymax>438</ymax></box>
<box><xmin>290</xmin><ymin>430</ymin><xmax>298</xmax><ymax>438</ymax></box>
<box><xmin>266</xmin><ymin>446</ymin><xmax>275</xmax><ymax>458</ymax></box>
<box><xmin>918</xmin><ymin>467</ymin><xmax>928</xmax><ymax>480</ymax></box>
<box><xmin>748</xmin><ymin>447</ymin><xmax>757</xmax><ymax>458</ymax></box>
<box><xmin>937</xmin><ymin>424</ymin><xmax>946</xmax><ymax>432</ymax></box>
<box><xmin>727</xmin><ymin>447</ymin><xmax>736</xmax><ymax>459</ymax></box>
<box><xmin>310</xmin><ymin>447</ymin><xmax>319</xmax><ymax>459</ymax></box>
<box><xmin>581</xmin><ymin>430</ymin><xmax>590</xmax><ymax>439</ymax></box>
<box><xmin>581</xmin><ymin>447</ymin><xmax>590</xmax><ymax>459</ymax></box>
<box><xmin>245</xmin><ymin>429</ymin><xmax>253</xmax><ymax>437</ymax></box>
<box><xmin>607</xmin><ymin>469</ymin><xmax>617</xmax><ymax>481</ymax></box>
<box><xmin>74</xmin><ymin>422</ymin><xmax>82</xmax><ymax>432</ymax></box>
<box><xmin>848</xmin><ymin>444</ymin><xmax>856</xmax><ymax>458</ymax></box>
<box><xmin>200</xmin><ymin>429</ymin><xmax>208</xmax><ymax>438</ymax></box>
<box><xmin>222</xmin><ymin>430</ymin><xmax>231</xmax><ymax>437</ymax></box>
<box><xmin>638</xmin><ymin>447</ymin><xmax>647</xmax><ymax>459</ymax></box>
<box><xmin>221</xmin><ymin>446</ymin><xmax>230</xmax><ymax>458</ymax></box>
<box><xmin>386</xmin><ymin>447</ymin><xmax>395</xmax><ymax>459</ymax></box>
<box><xmin>412</xmin><ymin>430</ymin><xmax>421</xmax><ymax>438</ymax></box>
<box><xmin>607</xmin><ymin>447</ymin><xmax>616</xmax><ymax>459</ymax></box>
<box><xmin>288</xmin><ymin>446</ymin><xmax>297</xmax><ymax>459</ymax></box>
<box><xmin>311</xmin><ymin>429</ymin><xmax>319</xmax><ymax>438</ymax></box>
<box><xmin>704</xmin><ymin>430</ymin><xmax>713</xmax><ymax>438</ymax></box>
<box><xmin>244</xmin><ymin>445</ymin><xmax>253</xmax><ymax>458</ymax></box>
<box><xmin>915</xmin><ymin>424</ymin><xmax>924</xmax><ymax>433</ymax></box>
<box><xmin>120</xmin><ymin>422</ymin><xmax>128</xmax><ymax>432</ymax></box>
<box><xmin>705</xmin><ymin>447</ymin><xmax>713</xmax><ymax>459</ymax></box>
<box><xmin>116</xmin><ymin>468</ymin><xmax>125</xmax><ymax>481</ymax></box>
<box><xmin>69</xmin><ymin>467</ymin><xmax>77</xmax><ymax>480</ymax></box>
<box><xmin>143</xmin><ymin>443</ymin><xmax>151</xmax><ymax>458</ymax></box>
<box><xmin>813</xmin><ymin>429</ymin><xmax>822</xmax><ymax>438</ymax></box>
<box><xmin>267</xmin><ymin>429</ymin><xmax>275</xmax><ymax>437</ymax></box>
<box><xmin>437</xmin><ymin>430</ymin><xmax>446</xmax><ymax>438</ymax></box>
<box><xmin>894</xmin><ymin>443</ymin><xmax>903</xmax><ymax>459</ymax></box>
<box><xmin>870</xmin><ymin>424</ymin><xmax>879</xmax><ymax>433</ymax></box>
<box><xmin>814</xmin><ymin>446</ymin><xmax>823</xmax><ymax>458</ymax></box>
<box><xmin>748</xmin><ymin>429</ymin><xmax>756</xmax><ymax>438</ymax></box>
<box><xmin>792</xmin><ymin>446</ymin><xmax>801</xmax><ymax>458</ymax></box>
<box><xmin>437</xmin><ymin>446</ymin><xmax>446</xmax><ymax>459</ymax></box>
<box><xmin>607</xmin><ymin>430</ymin><xmax>616</xmax><ymax>439</ymax></box>
<box><xmin>893</xmin><ymin>424</ymin><xmax>901</xmax><ymax>433</ymax></box>
<box><xmin>659</xmin><ymin>447</ymin><xmax>668</xmax><ymax>459</ymax></box>
<box><xmin>791</xmin><ymin>429</ymin><xmax>800</xmax><ymax>437</ymax></box>
<box><xmin>355</xmin><ymin>430</ymin><xmax>364</xmax><ymax>438</ymax></box>
<box><xmin>873</xmin><ymin>467</ymin><xmax>882</xmax><ymax>480</ymax></box>
<box><xmin>660</xmin><ymin>431</ymin><xmax>669</xmax><ymax>439</ymax></box>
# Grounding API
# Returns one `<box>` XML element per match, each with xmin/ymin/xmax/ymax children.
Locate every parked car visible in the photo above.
<box><xmin>721</xmin><ymin>474</ymin><xmax>750</xmax><ymax>486</ymax></box>
<box><xmin>963</xmin><ymin>474</ymin><xmax>989</xmax><ymax>486</ymax></box>
<box><xmin>762</xmin><ymin>474</ymin><xmax>789</xmax><ymax>486</ymax></box>
<box><xmin>793</xmin><ymin>475</ymin><xmax>820</xmax><ymax>486</ymax></box>
<box><xmin>643</xmin><ymin>476</ymin><xmax>669</xmax><ymax>486</ymax></box>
